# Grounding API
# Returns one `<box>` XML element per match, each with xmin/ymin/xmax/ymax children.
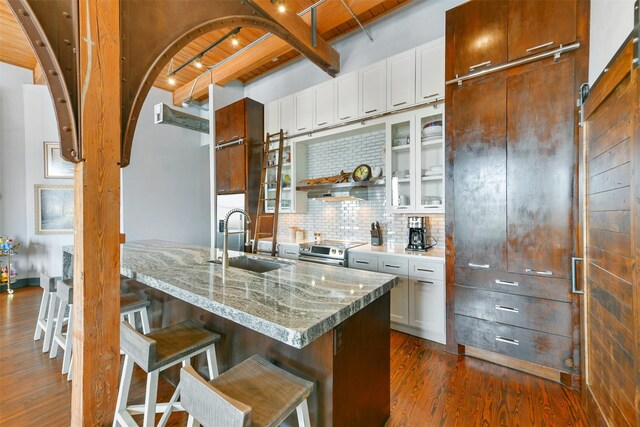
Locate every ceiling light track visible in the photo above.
<box><xmin>170</xmin><ymin>27</ymin><xmax>241</xmax><ymax>77</ymax></box>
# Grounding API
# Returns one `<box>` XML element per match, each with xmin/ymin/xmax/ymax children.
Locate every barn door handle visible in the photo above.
<box><xmin>572</xmin><ymin>257</ymin><xmax>584</xmax><ymax>295</ymax></box>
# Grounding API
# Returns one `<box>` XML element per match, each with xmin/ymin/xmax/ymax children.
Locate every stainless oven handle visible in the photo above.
<box><xmin>298</xmin><ymin>254</ymin><xmax>344</xmax><ymax>266</ymax></box>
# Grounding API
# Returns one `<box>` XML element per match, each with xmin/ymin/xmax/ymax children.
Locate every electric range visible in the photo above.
<box><xmin>298</xmin><ymin>239</ymin><xmax>366</xmax><ymax>267</ymax></box>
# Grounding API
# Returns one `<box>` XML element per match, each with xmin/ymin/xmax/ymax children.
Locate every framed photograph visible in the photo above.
<box><xmin>35</xmin><ymin>185</ymin><xmax>74</xmax><ymax>234</ymax></box>
<box><xmin>44</xmin><ymin>141</ymin><xmax>74</xmax><ymax>179</ymax></box>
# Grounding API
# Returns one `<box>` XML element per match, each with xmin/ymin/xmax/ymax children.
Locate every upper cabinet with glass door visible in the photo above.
<box><xmin>415</xmin><ymin>104</ymin><xmax>444</xmax><ymax>213</ymax></box>
<box><xmin>386</xmin><ymin>113</ymin><xmax>416</xmax><ymax>212</ymax></box>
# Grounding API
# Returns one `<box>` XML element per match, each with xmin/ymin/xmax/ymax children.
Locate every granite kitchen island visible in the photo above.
<box><xmin>63</xmin><ymin>240</ymin><xmax>397</xmax><ymax>426</ymax></box>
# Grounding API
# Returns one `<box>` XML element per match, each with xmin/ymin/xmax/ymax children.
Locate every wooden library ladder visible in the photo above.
<box><xmin>253</xmin><ymin>130</ymin><xmax>284</xmax><ymax>256</ymax></box>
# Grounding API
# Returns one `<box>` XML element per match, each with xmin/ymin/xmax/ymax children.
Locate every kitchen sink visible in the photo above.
<box><xmin>211</xmin><ymin>256</ymin><xmax>292</xmax><ymax>273</ymax></box>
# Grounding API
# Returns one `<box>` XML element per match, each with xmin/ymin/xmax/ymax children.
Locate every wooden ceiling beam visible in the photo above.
<box><xmin>172</xmin><ymin>0</ymin><xmax>395</xmax><ymax>106</ymax></box>
<box><xmin>246</xmin><ymin>0</ymin><xmax>340</xmax><ymax>73</ymax></box>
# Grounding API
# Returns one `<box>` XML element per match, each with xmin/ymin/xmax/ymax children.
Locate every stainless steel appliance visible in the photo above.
<box><xmin>406</xmin><ymin>216</ymin><xmax>433</xmax><ymax>251</ymax></box>
<box><xmin>298</xmin><ymin>239</ymin><xmax>365</xmax><ymax>267</ymax></box>
<box><xmin>216</xmin><ymin>194</ymin><xmax>246</xmax><ymax>251</ymax></box>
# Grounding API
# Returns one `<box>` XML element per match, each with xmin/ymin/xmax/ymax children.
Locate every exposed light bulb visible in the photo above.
<box><xmin>168</xmin><ymin>76</ymin><xmax>176</xmax><ymax>85</ymax></box>
<box><xmin>278</xmin><ymin>3</ymin><xmax>285</xmax><ymax>12</ymax></box>
<box><xmin>232</xmin><ymin>37</ymin><xmax>239</xmax><ymax>47</ymax></box>
<box><xmin>194</xmin><ymin>57</ymin><xmax>202</xmax><ymax>68</ymax></box>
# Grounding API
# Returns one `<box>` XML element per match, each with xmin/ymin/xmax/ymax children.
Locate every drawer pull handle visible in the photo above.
<box><xmin>392</xmin><ymin>101</ymin><xmax>407</xmax><ymax>107</ymax></box>
<box><xmin>525</xmin><ymin>269</ymin><xmax>552</xmax><ymax>276</ymax></box>
<box><xmin>285</xmin><ymin>251</ymin><xmax>296</xmax><ymax>255</ymax></box>
<box><xmin>495</xmin><ymin>336</ymin><xmax>519</xmax><ymax>346</ymax></box>
<box><xmin>469</xmin><ymin>60</ymin><xmax>491</xmax><ymax>72</ymax></box>
<box><xmin>526</xmin><ymin>41</ymin><xmax>554</xmax><ymax>53</ymax></box>
<box><xmin>468</xmin><ymin>263</ymin><xmax>490</xmax><ymax>269</ymax></box>
<box><xmin>416</xmin><ymin>268</ymin><xmax>434</xmax><ymax>273</ymax></box>
<box><xmin>365</xmin><ymin>109</ymin><xmax>378</xmax><ymax>114</ymax></box>
<box><xmin>495</xmin><ymin>279</ymin><xmax>519</xmax><ymax>287</ymax></box>
<box><xmin>339</xmin><ymin>116</ymin><xmax>351</xmax><ymax>120</ymax></box>
<box><xmin>317</xmin><ymin>121</ymin><xmax>328</xmax><ymax>126</ymax></box>
<box><xmin>385</xmin><ymin>265</ymin><xmax>400</xmax><ymax>269</ymax></box>
<box><xmin>495</xmin><ymin>305</ymin><xmax>519</xmax><ymax>314</ymax></box>
<box><xmin>417</xmin><ymin>280</ymin><xmax>434</xmax><ymax>285</ymax></box>
<box><xmin>423</xmin><ymin>93</ymin><xmax>439</xmax><ymax>100</ymax></box>
<box><xmin>355</xmin><ymin>260</ymin><xmax>370</xmax><ymax>265</ymax></box>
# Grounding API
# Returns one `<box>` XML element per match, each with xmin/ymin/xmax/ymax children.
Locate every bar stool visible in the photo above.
<box><xmin>50</xmin><ymin>278</ymin><xmax>152</xmax><ymax>381</ymax></box>
<box><xmin>114</xmin><ymin>320</ymin><xmax>221</xmax><ymax>427</ymax></box>
<box><xmin>49</xmin><ymin>279</ymin><xmax>74</xmax><ymax>380</ymax></box>
<box><xmin>33</xmin><ymin>273</ymin><xmax>61</xmax><ymax>353</ymax></box>
<box><xmin>180</xmin><ymin>355</ymin><xmax>313</xmax><ymax>427</ymax></box>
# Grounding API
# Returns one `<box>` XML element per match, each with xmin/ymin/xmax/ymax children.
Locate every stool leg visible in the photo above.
<box><xmin>42</xmin><ymin>294</ymin><xmax>58</xmax><ymax>353</ymax></box>
<box><xmin>157</xmin><ymin>359</ymin><xmax>188</xmax><ymax>427</ymax></box>
<box><xmin>114</xmin><ymin>354</ymin><xmax>134</xmax><ymax>427</ymax></box>
<box><xmin>126</xmin><ymin>313</ymin><xmax>135</xmax><ymax>330</ymax></box>
<box><xmin>67</xmin><ymin>355</ymin><xmax>73</xmax><ymax>381</ymax></box>
<box><xmin>186</xmin><ymin>416</ymin><xmax>200</xmax><ymax>427</ymax></box>
<box><xmin>140</xmin><ymin>308</ymin><xmax>150</xmax><ymax>334</ymax></box>
<box><xmin>142</xmin><ymin>370</ymin><xmax>159</xmax><ymax>427</ymax></box>
<box><xmin>205</xmin><ymin>345</ymin><xmax>218</xmax><ymax>379</ymax></box>
<box><xmin>61</xmin><ymin>305</ymin><xmax>73</xmax><ymax>376</ymax></box>
<box><xmin>296</xmin><ymin>400</ymin><xmax>311</xmax><ymax>427</ymax></box>
<box><xmin>50</xmin><ymin>299</ymin><xmax>66</xmax><ymax>358</ymax></box>
<box><xmin>34</xmin><ymin>288</ymin><xmax>50</xmax><ymax>340</ymax></box>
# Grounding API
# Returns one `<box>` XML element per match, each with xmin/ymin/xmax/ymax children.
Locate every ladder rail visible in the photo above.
<box><xmin>253</xmin><ymin>130</ymin><xmax>284</xmax><ymax>256</ymax></box>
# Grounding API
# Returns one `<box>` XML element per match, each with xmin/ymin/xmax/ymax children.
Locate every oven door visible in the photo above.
<box><xmin>298</xmin><ymin>254</ymin><xmax>345</xmax><ymax>267</ymax></box>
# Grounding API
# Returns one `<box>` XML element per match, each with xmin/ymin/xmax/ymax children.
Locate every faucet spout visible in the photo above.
<box><xmin>222</xmin><ymin>208</ymin><xmax>252</xmax><ymax>270</ymax></box>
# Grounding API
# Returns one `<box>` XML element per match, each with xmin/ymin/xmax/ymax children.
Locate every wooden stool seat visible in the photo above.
<box><xmin>120</xmin><ymin>292</ymin><xmax>150</xmax><ymax>314</ymax></box>
<box><xmin>114</xmin><ymin>321</ymin><xmax>221</xmax><ymax>427</ymax></box>
<box><xmin>181</xmin><ymin>355</ymin><xmax>313</xmax><ymax>427</ymax></box>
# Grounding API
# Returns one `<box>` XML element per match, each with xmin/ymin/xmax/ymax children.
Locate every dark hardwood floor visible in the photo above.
<box><xmin>1</xmin><ymin>287</ymin><xmax>588</xmax><ymax>426</ymax></box>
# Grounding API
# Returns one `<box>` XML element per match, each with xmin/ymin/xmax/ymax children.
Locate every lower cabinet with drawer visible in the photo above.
<box><xmin>350</xmin><ymin>252</ymin><xmax>446</xmax><ymax>344</ymax></box>
<box><xmin>453</xmin><ymin>268</ymin><xmax>576</xmax><ymax>377</ymax></box>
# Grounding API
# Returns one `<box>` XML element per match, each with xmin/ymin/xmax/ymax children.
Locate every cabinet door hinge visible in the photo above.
<box><xmin>577</xmin><ymin>83</ymin><xmax>590</xmax><ymax>127</ymax></box>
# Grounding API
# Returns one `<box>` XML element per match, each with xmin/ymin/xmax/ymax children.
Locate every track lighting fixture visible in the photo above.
<box><xmin>271</xmin><ymin>0</ymin><xmax>285</xmax><ymax>13</ymax></box>
<box><xmin>168</xmin><ymin>76</ymin><xmax>176</xmax><ymax>85</ymax></box>
<box><xmin>194</xmin><ymin>56</ymin><xmax>203</xmax><ymax>68</ymax></box>
<box><xmin>231</xmin><ymin>33</ymin><xmax>239</xmax><ymax>47</ymax></box>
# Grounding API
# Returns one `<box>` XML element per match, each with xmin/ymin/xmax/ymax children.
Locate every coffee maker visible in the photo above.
<box><xmin>406</xmin><ymin>216</ymin><xmax>433</xmax><ymax>251</ymax></box>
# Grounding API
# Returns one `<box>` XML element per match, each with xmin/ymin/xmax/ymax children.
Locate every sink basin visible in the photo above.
<box><xmin>212</xmin><ymin>256</ymin><xmax>292</xmax><ymax>273</ymax></box>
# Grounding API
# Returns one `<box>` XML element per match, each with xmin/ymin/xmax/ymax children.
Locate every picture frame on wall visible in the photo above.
<box><xmin>44</xmin><ymin>141</ymin><xmax>74</xmax><ymax>179</ymax></box>
<box><xmin>35</xmin><ymin>185</ymin><xmax>74</xmax><ymax>235</ymax></box>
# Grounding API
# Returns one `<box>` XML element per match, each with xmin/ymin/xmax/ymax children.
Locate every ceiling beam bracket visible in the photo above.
<box><xmin>339</xmin><ymin>0</ymin><xmax>373</xmax><ymax>42</ymax></box>
<box><xmin>311</xmin><ymin>7</ymin><xmax>317</xmax><ymax>48</ymax></box>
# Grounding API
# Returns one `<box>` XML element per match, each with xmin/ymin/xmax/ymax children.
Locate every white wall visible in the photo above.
<box><xmin>589</xmin><ymin>0</ymin><xmax>636</xmax><ymax>85</ymax></box>
<box><xmin>244</xmin><ymin>0</ymin><xmax>466</xmax><ymax>103</ymax></box>
<box><xmin>23</xmin><ymin>84</ymin><xmax>74</xmax><ymax>278</ymax></box>
<box><xmin>0</xmin><ymin>63</ymin><xmax>32</xmax><ymax>276</ymax></box>
<box><xmin>122</xmin><ymin>87</ymin><xmax>211</xmax><ymax>246</ymax></box>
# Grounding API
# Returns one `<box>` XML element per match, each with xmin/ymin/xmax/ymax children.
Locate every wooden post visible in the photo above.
<box><xmin>71</xmin><ymin>0</ymin><xmax>121</xmax><ymax>425</ymax></box>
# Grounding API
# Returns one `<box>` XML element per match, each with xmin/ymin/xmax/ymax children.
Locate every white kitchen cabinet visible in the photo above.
<box><xmin>264</xmin><ymin>139</ymin><xmax>306</xmax><ymax>214</ymax></box>
<box><xmin>415</xmin><ymin>104</ymin><xmax>445</xmax><ymax>213</ymax></box>
<box><xmin>347</xmin><ymin>250</ymin><xmax>446</xmax><ymax>344</ymax></box>
<box><xmin>279</xmin><ymin>95</ymin><xmax>295</xmax><ymax>135</ymax></box>
<box><xmin>334</xmin><ymin>71</ymin><xmax>359</xmax><ymax>122</ymax></box>
<box><xmin>294</xmin><ymin>89</ymin><xmax>314</xmax><ymax>133</ymax></box>
<box><xmin>385</xmin><ymin>112</ymin><xmax>417</xmax><ymax>212</ymax></box>
<box><xmin>387</xmin><ymin>49</ymin><xmax>416</xmax><ymax>110</ymax></box>
<box><xmin>265</xmin><ymin>100</ymin><xmax>280</xmax><ymax>136</ymax></box>
<box><xmin>416</xmin><ymin>37</ymin><xmax>445</xmax><ymax>104</ymax></box>
<box><xmin>359</xmin><ymin>60</ymin><xmax>387</xmax><ymax>117</ymax></box>
<box><xmin>390</xmin><ymin>276</ymin><xmax>410</xmax><ymax>325</ymax></box>
<box><xmin>313</xmin><ymin>80</ymin><xmax>334</xmax><ymax>128</ymax></box>
<box><xmin>409</xmin><ymin>277</ymin><xmax>446</xmax><ymax>343</ymax></box>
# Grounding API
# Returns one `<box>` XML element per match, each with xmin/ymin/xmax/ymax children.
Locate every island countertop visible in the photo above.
<box><xmin>63</xmin><ymin>240</ymin><xmax>397</xmax><ymax>349</ymax></box>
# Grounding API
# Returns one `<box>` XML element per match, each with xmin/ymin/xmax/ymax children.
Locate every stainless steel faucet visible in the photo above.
<box><xmin>222</xmin><ymin>208</ymin><xmax>252</xmax><ymax>270</ymax></box>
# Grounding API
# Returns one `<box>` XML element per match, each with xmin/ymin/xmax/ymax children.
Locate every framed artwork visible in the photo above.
<box><xmin>35</xmin><ymin>185</ymin><xmax>74</xmax><ymax>234</ymax></box>
<box><xmin>44</xmin><ymin>141</ymin><xmax>74</xmax><ymax>178</ymax></box>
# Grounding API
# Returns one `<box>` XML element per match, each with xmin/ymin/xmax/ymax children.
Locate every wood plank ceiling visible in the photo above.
<box><xmin>1</xmin><ymin>0</ymin><xmax>411</xmax><ymax>97</ymax></box>
<box><xmin>0</xmin><ymin>0</ymin><xmax>37</xmax><ymax>70</ymax></box>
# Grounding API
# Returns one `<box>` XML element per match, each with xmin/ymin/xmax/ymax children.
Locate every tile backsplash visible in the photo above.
<box><xmin>277</xmin><ymin>130</ymin><xmax>445</xmax><ymax>249</ymax></box>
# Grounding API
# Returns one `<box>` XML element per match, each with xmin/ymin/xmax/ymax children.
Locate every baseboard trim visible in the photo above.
<box><xmin>1</xmin><ymin>277</ymin><xmax>40</xmax><ymax>292</ymax></box>
<box><xmin>461</xmin><ymin>344</ymin><xmax>576</xmax><ymax>387</ymax></box>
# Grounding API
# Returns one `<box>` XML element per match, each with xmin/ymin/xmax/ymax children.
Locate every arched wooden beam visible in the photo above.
<box><xmin>5</xmin><ymin>0</ymin><xmax>80</xmax><ymax>163</ymax></box>
<box><xmin>121</xmin><ymin>11</ymin><xmax>338</xmax><ymax>167</ymax></box>
<box><xmin>6</xmin><ymin>0</ymin><xmax>340</xmax><ymax>167</ymax></box>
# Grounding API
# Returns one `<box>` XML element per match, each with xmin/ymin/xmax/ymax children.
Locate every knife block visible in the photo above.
<box><xmin>370</xmin><ymin>229</ymin><xmax>383</xmax><ymax>246</ymax></box>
